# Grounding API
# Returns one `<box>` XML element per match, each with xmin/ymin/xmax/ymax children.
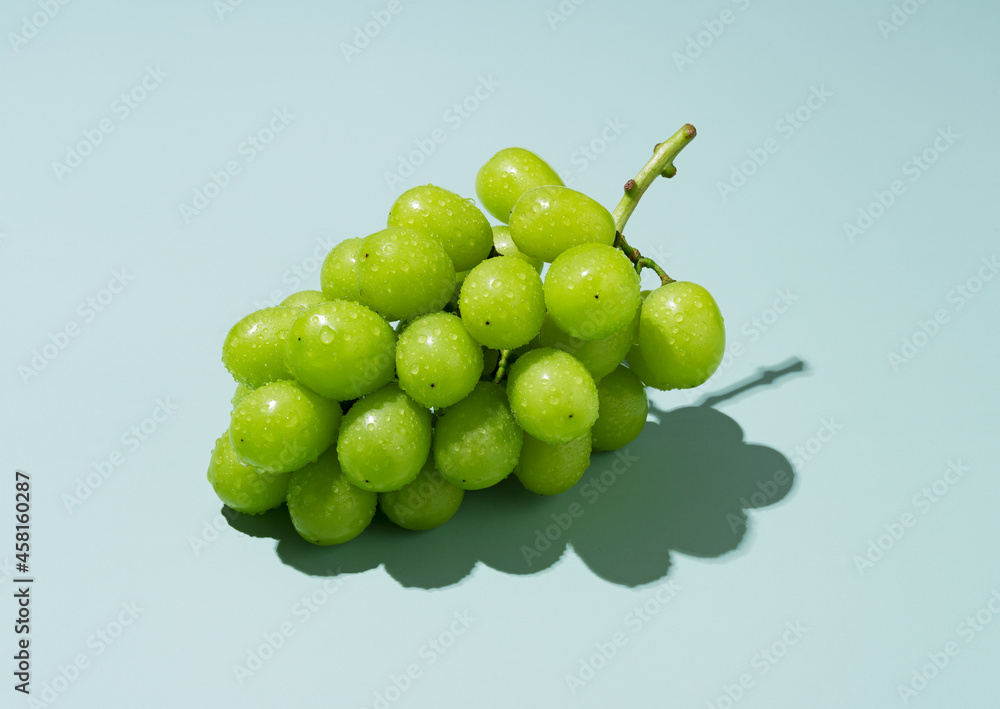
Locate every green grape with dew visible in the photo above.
<box><xmin>506</xmin><ymin>348</ymin><xmax>598</xmax><ymax>445</ymax></box>
<box><xmin>357</xmin><ymin>227</ymin><xmax>456</xmax><ymax>321</ymax></box>
<box><xmin>207</xmin><ymin>431</ymin><xmax>291</xmax><ymax>514</ymax></box>
<box><xmin>638</xmin><ymin>281</ymin><xmax>725</xmax><ymax>390</ymax></box>
<box><xmin>459</xmin><ymin>256</ymin><xmax>545</xmax><ymax>350</ymax></box>
<box><xmin>286</xmin><ymin>447</ymin><xmax>377</xmax><ymax>545</ymax></box>
<box><xmin>337</xmin><ymin>383</ymin><xmax>432</xmax><ymax>492</ymax></box>
<box><xmin>591</xmin><ymin>365</ymin><xmax>648</xmax><ymax>451</ymax></box>
<box><xmin>433</xmin><ymin>381</ymin><xmax>523</xmax><ymax>490</ymax></box>
<box><xmin>320</xmin><ymin>237</ymin><xmax>363</xmax><ymax>303</ymax></box>
<box><xmin>230</xmin><ymin>380</ymin><xmax>341</xmax><ymax>474</ymax></box>
<box><xmin>396</xmin><ymin>312</ymin><xmax>483</xmax><ymax>408</ymax></box>
<box><xmin>544</xmin><ymin>243</ymin><xmax>641</xmax><ymax>341</ymax></box>
<box><xmin>285</xmin><ymin>301</ymin><xmax>396</xmax><ymax>401</ymax></box>
<box><xmin>379</xmin><ymin>459</ymin><xmax>464</xmax><ymax>530</ymax></box>
<box><xmin>222</xmin><ymin>306</ymin><xmax>299</xmax><ymax>388</ymax></box>
<box><xmin>509</xmin><ymin>185</ymin><xmax>616</xmax><ymax>263</ymax></box>
<box><xmin>387</xmin><ymin>184</ymin><xmax>493</xmax><ymax>272</ymax></box>
<box><xmin>475</xmin><ymin>147</ymin><xmax>564</xmax><ymax>223</ymax></box>
<box><xmin>514</xmin><ymin>431</ymin><xmax>591</xmax><ymax>496</ymax></box>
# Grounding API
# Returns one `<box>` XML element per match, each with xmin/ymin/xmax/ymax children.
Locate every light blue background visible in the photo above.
<box><xmin>2</xmin><ymin>0</ymin><xmax>998</xmax><ymax>706</ymax></box>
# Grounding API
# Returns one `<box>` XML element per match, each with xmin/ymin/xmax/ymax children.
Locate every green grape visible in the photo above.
<box><xmin>206</xmin><ymin>431</ymin><xmax>291</xmax><ymax>514</ymax></box>
<box><xmin>357</xmin><ymin>227</ymin><xmax>456</xmax><ymax>321</ymax></box>
<box><xmin>379</xmin><ymin>459</ymin><xmax>464</xmax><ymax>530</ymax></box>
<box><xmin>221</xmin><ymin>306</ymin><xmax>299</xmax><ymax>387</ymax></box>
<box><xmin>230</xmin><ymin>380</ymin><xmax>341</xmax><ymax>473</ymax></box>
<box><xmin>591</xmin><ymin>365</ymin><xmax>648</xmax><ymax>451</ymax></box>
<box><xmin>638</xmin><ymin>281</ymin><xmax>725</xmax><ymax>389</ymax></box>
<box><xmin>387</xmin><ymin>185</ymin><xmax>493</xmax><ymax>272</ymax></box>
<box><xmin>506</xmin><ymin>348</ymin><xmax>598</xmax><ymax>444</ymax></box>
<box><xmin>492</xmin><ymin>225</ymin><xmax>542</xmax><ymax>274</ymax></box>
<box><xmin>433</xmin><ymin>382</ymin><xmax>523</xmax><ymax>490</ymax></box>
<box><xmin>535</xmin><ymin>313</ymin><xmax>635</xmax><ymax>383</ymax></box>
<box><xmin>508</xmin><ymin>185</ymin><xmax>615</xmax><ymax>263</ymax></box>
<box><xmin>514</xmin><ymin>431</ymin><xmax>591</xmax><ymax>496</ymax></box>
<box><xmin>231</xmin><ymin>382</ymin><xmax>253</xmax><ymax>408</ymax></box>
<box><xmin>337</xmin><ymin>383</ymin><xmax>432</xmax><ymax>492</ymax></box>
<box><xmin>459</xmin><ymin>256</ymin><xmax>545</xmax><ymax>349</ymax></box>
<box><xmin>286</xmin><ymin>447</ymin><xmax>377</xmax><ymax>545</ymax></box>
<box><xmin>396</xmin><ymin>312</ymin><xmax>483</xmax><ymax>408</ymax></box>
<box><xmin>281</xmin><ymin>290</ymin><xmax>328</xmax><ymax>309</ymax></box>
<box><xmin>475</xmin><ymin>147</ymin><xmax>564</xmax><ymax>223</ymax></box>
<box><xmin>544</xmin><ymin>243</ymin><xmax>641</xmax><ymax>341</ymax></box>
<box><xmin>285</xmin><ymin>301</ymin><xmax>396</xmax><ymax>401</ymax></box>
<box><xmin>320</xmin><ymin>237</ymin><xmax>363</xmax><ymax>303</ymax></box>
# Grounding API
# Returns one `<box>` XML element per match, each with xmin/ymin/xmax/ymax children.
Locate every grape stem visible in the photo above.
<box><xmin>492</xmin><ymin>349</ymin><xmax>512</xmax><ymax>385</ymax></box>
<box><xmin>614</xmin><ymin>231</ymin><xmax>674</xmax><ymax>285</ymax></box>
<box><xmin>611</xmin><ymin>123</ymin><xmax>696</xmax><ymax>285</ymax></box>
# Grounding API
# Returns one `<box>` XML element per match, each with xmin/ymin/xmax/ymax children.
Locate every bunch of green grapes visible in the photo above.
<box><xmin>207</xmin><ymin>125</ymin><xmax>724</xmax><ymax>546</ymax></box>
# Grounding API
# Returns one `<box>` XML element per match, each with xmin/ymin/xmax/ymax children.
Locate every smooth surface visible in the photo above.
<box><xmin>1</xmin><ymin>1</ymin><xmax>998</xmax><ymax>707</ymax></box>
